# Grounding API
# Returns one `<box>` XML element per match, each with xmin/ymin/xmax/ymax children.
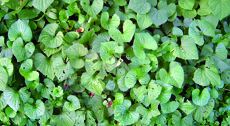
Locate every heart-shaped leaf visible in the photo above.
<box><xmin>192</xmin><ymin>87</ymin><xmax>210</xmax><ymax>106</ymax></box>
<box><xmin>3</xmin><ymin>87</ymin><xmax>20</xmax><ymax>112</ymax></box>
<box><xmin>133</xmin><ymin>32</ymin><xmax>158</xmax><ymax>60</ymax></box>
<box><xmin>24</xmin><ymin>100</ymin><xmax>45</xmax><ymax>119</ymax></box>
<box><xmin>32</xmin><ymin>0</ymin><xmax>54</xmax><ymax>13</ymax></box>
<box><xmin>159</xmin><ymin>61</ymin><xmax>184</xmax><ymax>88</ymax></box>
<box><xmin>34</xmin><ymin>53</ymin><xmax>55</xmax><ymax>80</ymax></box>
<box><xmin>148</xmin><ymin>7</ymin><xmax>168</xmax><ymax>26</ymax></box>
<box><xmin>12</xmin><ymin>37</ymin><xmax>35</xmax><ymax>62</ymax></box>
<box><xmin>178</xmin><ymin>0</ymin><xmax>195</xmax><ymax>10</ymax></box>
<box><xmin>53</xmin><ymin>57</ymin><xmax>74</xmax><ymax>82</ymax></box>
<box><xmin>64</xmin><ymin>95</ymin><xmax>81</xmax><ymax>111</ymax></box>
<box><xmin>19</xmin><ymin>59</ymin><xmax>39</xmax><ymax>81</ymax></box>
<box><xmin>161</xmin><ymin>101</ymin><xmax>179</xmax><ymax>114</ymax></box>
<box><xmin>128</xmin><ymin>0</ymin><xmax>151</xmax><ymax>14</ymax></box>
<box><xmin>114</xmin><ymin>100</ymin><xmax>139</xmax><ymax>125</ymax></box>
<box><xmin>80</xmin><ymin>0</ymin><xmax>103</xmax><ymax>17</ymax></box>
<box><xmin>109</xmin><ymin>20</ymin><xmax>136</xmax><ymax>42</ymax></box>
<box><xmin>209</xmin><ymin>0</ymin><xmax>230</xmax><ymax>20</ymax></box>
<box><xmin>101</xmin><ymin>12</ymin><xmax>120</xmax><ymax>30</ymax></box>
<box><xmin>38</xmin><ymin>23</ymin><xmax>63</xmax><ymax>48</ymax></box>
<box><xmin>8</xmin><ymin>19</ymin><xmax>32</xmax><ymax>42</ymax></box>
<box><xmin>100</xmin><ymin>42</ymin><xmax>124</xmax><ymax>64</ymax></box>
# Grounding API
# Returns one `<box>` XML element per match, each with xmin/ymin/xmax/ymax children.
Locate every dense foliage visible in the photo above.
<box><xmin>0</xmin><ymin>0</ymin><xmax>230</xmax><ymax>125</ymax></box>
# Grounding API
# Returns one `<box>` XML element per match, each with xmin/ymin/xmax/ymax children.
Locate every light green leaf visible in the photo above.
<box><xmin>80</xmin><ymin>0</ymin><xmax>103</xmax><ymax>17</ymax></box>
<box><xmin>81</xmin><ymin>72</ymin><xmax>105</xmax><ymax>95</ymax></box>
<box><xmin>172</xmin><ymin>27</ymin><xmax>183</xmax><ymax>36</ymax></box>
<box><xmin>8</xmin><ymin>19</ymin><xmax>32</xmax><ymax>42</ymax></box>
<box><xmin>178</xmin><ymin>0</ymin><xmax>195</xmax><ymax>10</ymax></box>
<box><xmin>101</xmin><ymin>12</ymin><xmax>120</xmax><ymax>30</ymax></box>
<box><xmin>38</xmin><ymin>23</ymin><xmax>63</xmax><ymax>48</ymax></box>
<box><xmin>114</xmin><ymin>100</ymin><xmax>139</xmax><ymax>125</ymax></box>
<box><xmin>136</xmin><ymin>101</ymin><xmax>160</xmax><ymax>125</ymax></box>
<box><xmin>157</xmin><ymin>82</ymin><xmax>173</xmax><ymax>104</ymax></box>
<box><xmin>90</xmin><ymin>95</ymin><xmax>105</xmax><ymax>121</ymax></box>
<box><xmin>92</xmin><ymin>32</ymin><xmax>110</xmax><ymax>53</ymax></box>
<box><xmin>64</xmin><ymin>43</ymin><xmax>88</xmax><ymax>69</ymax></box>
<box><xmin>133</xmin><ymin>32</ymin><xmax>158</xmax><ymax>60</ymax></box>
<box><xmin>19</xmin><ymin>87</ymin><xmax>31</xmax><ymax>103</ymax></box>
<box><xmin>192</xmin><ymin>87</ymin><xmax>210</xmax><ymax>106</ymax></box>
<box><xmin>161</xmin><ymin>101</ymin><xmax>179</xmax><ymax>114</ymax></box>
<box><xmin>209</xmin><ymin>0</ymin><xmax>230</xmax><ymax>20</ymax></box>
<box><xmin>53</xmin><ymin>57</ymin><xmax>74</xmax><ymax>82</ymax></box>
<box><xmin>0</xmin><ymin>58</ymin><xmax>14</xmax><ymax>76</ymax></box>
<box><xmin>32</xmin><ymin>0</ymin><xmax>54</xmax><ymax>13</ymax></box>
<box><xmin>159</xmin><ymin>61</ymin><xmax>184</xmax><ymax>88</ymax></box>
<box><xmin>24</xmin><ymin>100</ymin><xmax>45</xmax><ymax>119</ymax></box>
<box><xmin>113</xmin><ymin>93</ymin><xmax>124</xmax><ymax>106</ymax></box>
<box><xmin>100</xmin><ymin>42</ymin><xmax>123</xmax><ymax>64</ymax></box>
<box><xmin>109</xmin><ymin>20</ymin><xmax>136</xmax><ymax>42</ymax></box>
<box><xmin>0</xmin><ymin>67</ymin><xmax>8</xmax><ymax>91</ymax></box>
<box><xmin>128</xmin><ymin>0</ymin><xmax>151</xmax><ymax>14</ymax></box>
<box><xmin>12</xmin><ymin>37</ymin><xmax>35</xmax><ymax>62</ymax></box>
<box><xmin>64</xmin><ymin>32</ymin><xmax>79</xmax><ymax>43</ymax></box>
<box><xmin>179</xmin><ymin>100</ymin><xmax>196</xmax><ymax>115</ymax></box>
<box><xmin>148</xmin><ymin>80</ymin><xmax>162</xmax><ymax>102</ymax></box>
<box><xmin>64</xmin><ymin>95</ymin><xmax>80</xmax><ymax>111</ymax></box>
<box><xmin>113</xmin><ymin>0</ymin><xmax>127</xmax><ymax>6</ymax></box>
<box><xmin>172</xmin><ymin>110</ymin><xmax>193</xmax><ymax>126</ymax></box>
<box><xmin>34</xmin><ymin>53</ymin><xmax>55</xmax><ymax>80</ymax></box>
<box><xmin>19</xmin><ymin>59</ymin><xmax>39</xmax><ymax>81</ymax></box>
<box><xmin>193</xmin><ymin>58</ymin><xmax>221</xmax><ymax>86</ymax></box>
<box><xmin>50</xmin><ymin>111</ymin><xmax>76</xmax><ymax>126</ymax></box>
<box><xmin>189</xmin><ymin>20</ymin><xmax>215</xmax><ymax>46</ymax></box>
<box><xmin>5</xmin><ymin>107</ymin><xmax>16</xmax><ymax>118</ymax></box>
<box><xmin>52</xmin><ymin>86</ymin><xmax>63</xmax><ymax>97</ymax></box>
<box><xmin>137</xmin><ymin>14</ymin><xmax>153</xmax><ymax>30</ymax></box>
<box><xmin>198</xmin><ymin>0</ymin><xmax>212</xmax><ymax>16</ymax></box>
<box><xmin>148</xmin><ymin>7</ymin><xmax>168</xmax><ymax>26</ymax></box>
<box><xmin>125</xmin><ymin>70</ymin><xmax>137</xmax><ymax>88</ymax></box>
<box><xmin>3</xmin><ymin>87</ymin><xmax>20</xmax><ymax>112</ymax></box>
<box><xmin>37</xmin><ymin>78</ymin><xmax>55</xmax><ymax>99</ymax></box>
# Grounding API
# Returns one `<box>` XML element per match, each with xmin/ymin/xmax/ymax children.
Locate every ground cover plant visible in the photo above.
<box><xmin>0</xmin><ymin>0</ymin><xmax>230</xmax><ymax>125</ymax></box>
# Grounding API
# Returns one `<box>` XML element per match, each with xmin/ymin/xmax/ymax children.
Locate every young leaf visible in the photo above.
<box><xmin>8</xmin><ymin>19</ymin><xmax>32</xmax><ymax>42</ymax></box>
<box><xmin>109</xmin><ymin>20</ymin><xmax>136</xmax><ymax>42</ymax></box>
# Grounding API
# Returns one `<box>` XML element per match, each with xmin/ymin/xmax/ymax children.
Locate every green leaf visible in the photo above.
<box><xmin>24</xmin><ymin>100</ymin><xmax>45</xmax><ymax>119</ymax></box>
<box><xmin>161</xmin><ymin>101</ymin><xmax>179</xmax><ymax>114</ymax></box>
<box><xmin>114</xmin><ymin>100</ymin><xmax>139</xmax><ymax>125</ymax></box>
<box><xmin>192</xmin><ymin>87</ymin><xmax>210</xmax><ymax>106</ymax></box>
<box><xmin>197</xmin><ymin>0</ymin><xmax>212</xmax><ymax>16</ymax></box>
<box><xmin>133</xmin><ymin>32</ymin><xmax>158</xmax><ymax>60</ymax></box>
<box><xmin>100</xmin><ymin>42</ymin><xmax>123</xmax><ymax>64</ymax></box>
<box><xmin>81</xmin><ymin>72</ymin><xmax>105</xmax><ymax>95</ymax></box>
<box><xmin>53</xmin><ymin>57</ymin><xmax>74</xmax><ymax>82</ymax></box>
<box><xmin>3</xmin><ymin>87</ymin><xmax>20</xmax><ymax>112</ymax></box>
<box><xmin>64</xmin><ymin>43</ymin><xmax>88</xmax><ymax>69</ymax></box>
<box><xmin>18</xmin><ymin>8</ymin><xmax>39</xmax><ymax>20</ymax></box>
<box><xmin>157</xmin><ymin>82</ymin><xmax>173</xmax><ymax>104</ymax></box>
<box><xmin>0</xmin><ymin>58</ymin><xmax>14</xmax><ymax>76</ymax></box>
<box><xmin>148</xmin><ymin>7</ymin><xmax>168</xmax><ymax>26</ymax></box>
<box><xmin>128</xmin><ymin>0</ymin><xmax>151</xmax><ymax>14</ymax></box>
<box><xmin>137</xmin><ymin>14</ymin><xmax>153</xmax><ymax>30</ymax></box>
<box><xmin>90</xmin><ymin>95</ymin><xmax>106</xmax><ymax>121</ymax></box>
<box><xmin>125</xmin><ymin>70</ymin><xmax>137</xmax><ymax>88</ymax></box>
<box><xmin>8</xmin><ymin>19</ymin><xmax>32</xmax><ymax>42</ymax></box>
<box><xmin>64</xmin><ymin>95</ymin><xmax>81</xmax><ymax>111</ymax></box>
<box><xmin>92</xmin><ymin>32</ymin><xmax>110</xmax><ymax>53</ymax></box>
<box><xmin>38</xmin><ymin>23</ymin><xmax>63</xmax><ymax>48</ymax></box>
<box><xmin>52</xmin><ymin>86</ymin><xmax>63</xmax><ymax>97</ymax></box>
<box><xmin>12</xmin><ymin>37</ymin><xmax>35</xmax><ymax>62</ymax></box>
<box><xmin>0</xmin><ymin>67</ymin><xmax>8</xmax><ymax>91</ymax></box>
<box><xmin>32</xmin><ymin>0</ymin><xmax>54</xmax><ymax>13</ymax></box>
<box><xmin>178</xmin><ymin>0</ymin><xmax>195</xmax><ymax>10</ymax></box>
<box><xmin>50</xmin><ymin>111</ymin><xmax>76</xmax><ymax>126</ymax></box>
<box><xmin>179</xmin><ymin>100</ymin><xmax>196</xmax><ymax>115</ymax></box>
<box><xmin>209</xmin><ymin>0</ymin><xmax>230</xmax><ymax>20</ymax></box>
<box><xmin>109</xmin><ymin>20</ymin><xmax>136</xmax><ymax>42</ymax></box>
<box><xmin>19</xmin><ymin>87</ymin><xmax>31</xmax><ymax>103</ymax></box>
<box><xmin>136</xmin><ymin>101</ymin><xmax>160</xmax><ymax>125</ymax></box>
<box><xmin>80</xmin><ymin>0</ymin><xmax>103</xmax><ymax>17</ymax></box>
<box><xmin>19</xmin><ymin>59</ymin><xmax>39</xmax><ymax>81</ymax></box>
<box><xmin>101</xmin><ymin>12</ymin><xmax>120</xmax><ymax>30</ymax></box>
<box><xmin>172</xmin><ymin>110</ymin><xmax>193</xmax><ymax>126</ymax></box>
<box><xmin>172</xmin><ymin>27</ymin><xmax>183</xmax><ymax>36</ymax></box>
<box><xmin>189</xmin><ymin>20</ymin><xmax>215</xmax><ymax>46</ymax></box>
<box><xmin>193</xmin><ymin>58</ymin><xmax>221</xmax><ymax>86</ymax></box>
<box><xmin>37</xmin><ymin>78</ymin><xmax>55</xmax><ymax>99</ymax></box>
<box><xmin>64</xmin><ymin>32</ymin><xmax>79</xmax><ymax>43</ymax></box>
<box><xmin>159</xmin><ymin>61</ymin><xmax>184</xmax><ymax>88</ymax></box>
<box><xmin>113</xmin><ymin>93</ymin><xmax>124</xmax><ymax>106</ymax></box>
<box><xmin>113</xmin><ymin>0</ymin><xmax>127</xmax><ymax>6</ymax></box>
<box><xmin>5</xmin><ymin>107</ymin><xmax>16</xmax><ymax>118</ymax></box>
<box><xmin>34</xmin><ymin>53</ymin><xmax>55</xmax><ymax>80</ymax></box>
